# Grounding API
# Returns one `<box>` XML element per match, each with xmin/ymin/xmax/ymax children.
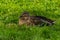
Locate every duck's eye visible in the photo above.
<box><xmin>19</xmin><ymin>16</ymin><xmax>22</xmax><ymax>18</ymax></box>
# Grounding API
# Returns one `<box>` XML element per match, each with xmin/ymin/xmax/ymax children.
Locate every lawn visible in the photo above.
<box><xmin>0</xmin><ymin>0</ymin><xmax>60</xmax><ymax>40</ymax></box>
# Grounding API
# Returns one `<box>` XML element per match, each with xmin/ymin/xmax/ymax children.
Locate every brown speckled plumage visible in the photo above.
<box><xmin>19</xmin><ymin>11</ymin><xmax>55</xmax><ymax>26</ymax></box>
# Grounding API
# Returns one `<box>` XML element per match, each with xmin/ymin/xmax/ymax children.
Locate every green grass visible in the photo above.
<box><xmin>0</xmin><ymin>0</ymin><xmax>60</xmax><ymax>40</ymax></box>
